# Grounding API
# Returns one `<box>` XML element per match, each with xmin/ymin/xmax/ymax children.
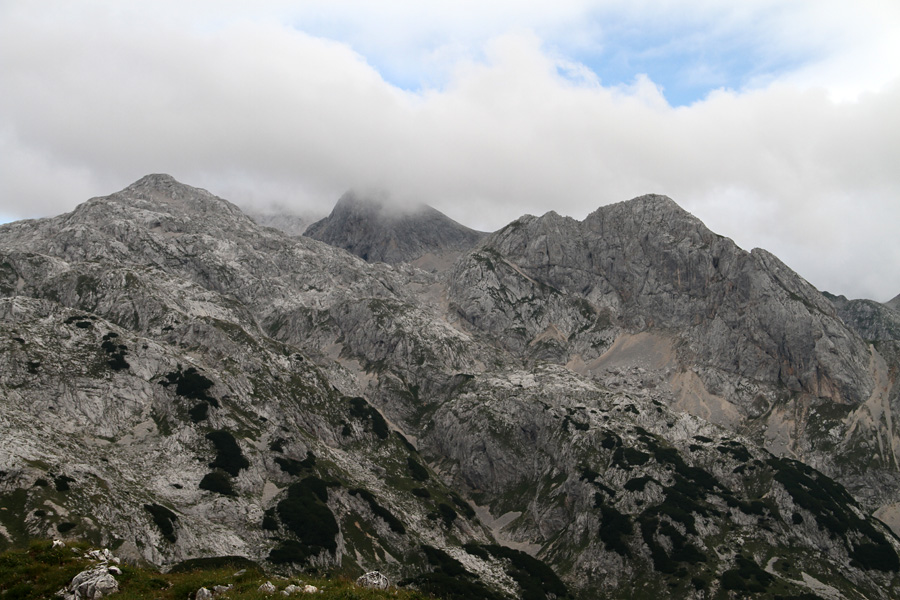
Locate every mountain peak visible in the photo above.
<box><xmin>128</xmin><ymin>173</ymin><xmax>180</xmax><ymax>188</ymax></box>
<box><xmin>102</xmin><ymin>174</ymin><xmax>248</xmax><ymax>223</ymax></box>
<box><xmin>120</xmin><ymin>173</ymin><xmax>213</xmax><ymax>202</ymax></box>
<box><xmin>305</xmin><ymin>191</ymin><xmax>485</xmax><ymax>266</ymax></box>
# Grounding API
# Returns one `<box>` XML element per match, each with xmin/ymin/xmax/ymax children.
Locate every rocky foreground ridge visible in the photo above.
<box><xmin>1</xmin><ymin>174</ymin><xmax>900</xmax><ymax>599</ymax></box>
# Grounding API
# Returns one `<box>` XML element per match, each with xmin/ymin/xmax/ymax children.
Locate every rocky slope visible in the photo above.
<box><xmin>304</xmin><ymin>191</ymin><xmax>486</xmax><ymax>270</ymax></box>
<box><xmin>446</xmin><ymin>196</ymin><xmax>900</xmax><ymax>514</ymax></box>
<box><xmin>1</xmin><ymin>175</ymin><xmax>899</xmax><ymax>599</ymax></box>
<box><xmin>244</xmin><ymin>210</ymin><xmax>315</xmax><ymax>237</ymax></box>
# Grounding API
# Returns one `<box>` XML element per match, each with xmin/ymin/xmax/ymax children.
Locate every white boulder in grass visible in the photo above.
<box><xmin>356</xmin><ymin>571</ymin><xmax>390</xmax><ymax>589</ymax></box>
<box><xmin>56</xmin><ymin>565</ymin><xmax>119</xmax><ymax>600</ymax></box>
<box><xmin>258</xmin><ymin>581</ymin><xmax>277</xmax><ymax>594</ymax></box>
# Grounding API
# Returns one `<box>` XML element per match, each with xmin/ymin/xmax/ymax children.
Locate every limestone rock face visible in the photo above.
<box><xmin>304</xmin><ymin>190</ymin><xmax>485</xmax><ymax>268</ymax></box>
<box><xmin>827</xmin><ymin>292</ymin><xmax>900</xmax><ymax>342</ymax></box>
<box><xmin>2</xmin><ymin>176</ymin><xmax>900</xmax><ymax>599</ymax></box>
<box><xmin>886</xmin><ymin>293</ymin><xmax>900</xmax><ymax>313</ymax></box>
<box><xmin>356</xmin><ymin>571</ymin><xmax>389</xmax><ymax>589</ymax></box>
<box><xmin>451</xmin><ymin>195</ymin><xmax>872</xmax><ymax>407</ymax></box>
<box><xmin>59</xmin><ymin>566</ymin><xmax>119</xmax><ymax>600</ymax></box>
<box><xmin>447</xmin><ymin>195</ymin><xmax>900</xmax><ymax>513</ymax></box>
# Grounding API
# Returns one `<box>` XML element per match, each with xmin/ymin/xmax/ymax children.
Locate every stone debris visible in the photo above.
<box><xmin>56</xmin><ymin>565</ymin><xmax>119</xmax><ymax>600</ymax></box>
<box><xmin>194</xmin><ymin>584</ymin><xmax>232</xmax><ymax>599</ymax></box>
<box><xmin>301</xmin><ymin>585</ymin><xmax>319</xmax><ymax>593</ymax></box>
<box><xmin>258</xmin><ymin>581</ymin><xmax>277</xmax><ymax>594</ymax></box>
<box><xmin>356</xmin><ymin>571</ymin><xmax>390</xmax><ymax>590</ymax></box>
<box><xmin>83</xmin><ymin>549</ymin><xmax>119</xmax><ymax>564</ymax></box>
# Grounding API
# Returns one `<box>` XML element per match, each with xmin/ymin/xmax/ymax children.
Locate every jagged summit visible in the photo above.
<box><xmin>110</xmin><ymin>174</ymin><xmax>247</xmax><ymax>218</ymax></box>
<box><xmin>304</xmin><ymin>190</ymin><xmax>486</xmax><ymax>267</ymax></box>
<box><xmin>127</xmin><ymin>172</ymin><xmax>181</xmax><ymax>188</ymax></box>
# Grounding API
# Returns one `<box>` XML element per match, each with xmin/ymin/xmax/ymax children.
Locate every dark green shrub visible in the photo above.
<box><xmin>437</xmin><ymin>503</ymin><xmax>457</xmax><ymax>527</ymax></box>
<box><xmin>395</xmin><ymin>431</ymin><xmax>417</xmax><ymax>452</ymax></box>
<box><xmin>347</xmin><ymin>396</ymin><xmax>389</xmax><ymax>439</ymax></box>
<box><xmin>463</xmin><ymin>543</ymin><xmax>490</xmax><ymax>560</ymax></box>
<box><xmin>404</xmin><ymin>572</ymin><xmax>503</xmax><ymax>600</ymax></box>
<box><xmin>261</xmin><ymin>508</ymin><xmax>278</xmax><ymax>531</ymax></box>
<box><xmin>269</xmin><ymin>540</ymin><xmax>316</xmax><ymax>564</ymax></box>
<box><xmin>768</xmin><ymin>457</ymin><xmax>861</xmax><ymax>538</ymax></box>
<box><xmin>275</xmin><ymin>457</ymin><xmax>305</xmax><ymax>476</ymax></box>
<box><xmin>199</xmin><ymin>471</ymin><xmax>235</xmax><ymax>496</ymax></box>
<box><xmin>598</xmin><ymin>503</ymin><xmax>633</xmax><ymax>557</ymax></box>
<box><xmin>612</xmin><ymin>446</ymin><xmax>650</xmax><ymax>468</ymax></box>
<box><xmin>291</xmin><ymin>476</ymin><xmax>334</xmax><ymax>503</ymax></box>
<box><xmin>169</xmin><ymin>555</ymin><xmax>261</xmax><ymax>573</ymax></box>
<box><xmin>275</xmin><ymin>477</ymin><xmax>340</xmax><ymax>557</ymax></box>
<box><xmin>350</xmin><ymin>488</ymin><xmax>406</xmax><ymax>534</ymax></box>
<box><xmin>483</xmin><ymin>544</ymin><xmax>569</xmax><ymax>600</ymax></box>
<box><xmin>412</xmin><ymin>487</ymin><xmax>431</xmax><ymax>498</ymax></box>
<box><xmin>101</xmin><ymin>334</ymin><xmax>129</xmax><ymax>371</ymax></box>
<box><xmin>407</xmin><ymin>457</ymin><xmax>429</xmax><ymax>482</ymax></box>
<box><xmin>206</xmin><ymin>430</ymin><xmax>249</xmax><ymax>476</ymax></box>
<box><xmin>421</xmin><ymin>545</ymin><xmax>471</xmax><ymax>578</ymax></box>
<box><xmin>144</xmin><ymin>503</ymin><xmax>178</xmax><ymax>543</ymax></box>
<box><xmin>850</xmin><ymin>541</ymin><xmax>900</xmax><ymax>572</ymax></box>
<box><xmin>53</xmin><ymin>475</ymin><xmax>75</xmax><ymax>492</ymax></box>
<box><xmin>717</xmin><ymin>442</ymin><xmax>751</xmax><ymax>462</ymax></box>
<box><xmin>579</xmin><ymin>466</ymin><xmax>600</xmax><ymax>482</ymax></box>
<box><xmin>56</xmin><ymin>522</ymin><xmax>76</xmax><ymax>533</ymax></box>
<box><xmin>721</xmin><ymin>555</ymin><xmax>773</xmax><ymax>593</ymax></box>
<box><xmin>450</xmin><ymin>491</ymin><xmax>476</xmax><ymax>519</ymax></box>
<box><xmin>162</xmin><ymin>366</ymin><xmax>218</xmax><ymax>405</ymax></box>
<box><xmin>188</xmin><ymin>402</ymin><xmax>209</xmax><ymax>423</ymax></box>
<box><xmin>624</xmin><ymin>476</ymin><xmax>653</xmax><ymax>492</ymax></box>
<box><xmin>601</xmin><ymin>433</ymin><xmax>621</xmax><ymax>449</ymax></box>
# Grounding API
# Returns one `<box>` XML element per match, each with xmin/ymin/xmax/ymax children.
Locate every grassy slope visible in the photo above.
<box><xmin>0</xmin><ymin>540</ymin><xmax>435</xmax><ymax>600</ymax></box>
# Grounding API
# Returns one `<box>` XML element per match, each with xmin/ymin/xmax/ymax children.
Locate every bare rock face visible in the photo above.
<box><xmin>827</xmin><ymin>291</ymin><xmax>900</xmax><ymax>342</ymax></box>
<box><xmin>304</xmin><ymin>191</ymin><xmax>485</xmax><ymax>268</ymax></box>
<box><xmin>2</xmin><ymin>176</ymin><xmax>900</xmax><ymax>600</ymax></box>
<box><xmin>448</xmin><ymin>195</ymin><xmax>900</xmax><ymax>515</ymax></box>
<box><xmin>886</xmin><ymin>293</ymin><xmax>900</xmax><ymax>313</ymax></box>
<box><xmin>356</xmin><ymin>571</ymin><xmax>390</xmax><ymax>589</ymax></box>
<box><xmin>451</xmin><ymin>195</ymin><xmax>872</xmax><ymax>408</ymax></box>
<box><xmin>58</xmin><ymin>566</ymin><xmax>119</xmax><ymax>600</ymax></box>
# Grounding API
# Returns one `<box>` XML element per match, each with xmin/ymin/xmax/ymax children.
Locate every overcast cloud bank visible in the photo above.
<box><xmin>1</xmin><ymin>1</ymin><xmax>898</xmax><ymax>300</ymax></box>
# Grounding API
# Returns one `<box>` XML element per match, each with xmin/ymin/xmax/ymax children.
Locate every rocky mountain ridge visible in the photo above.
<box><xmin>304</xmin><ymin>190</ymin><xmax>486</xmax><ymax>270</ymax></box>
<box><xmin>1</xmin><ymin>174</ymin><xmax>899</xmax><ymax>599</ymax></box>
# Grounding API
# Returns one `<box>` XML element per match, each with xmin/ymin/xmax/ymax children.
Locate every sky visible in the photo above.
<box><xmin>1</xmin><ymin>1</ymin><xmax>898</xmax><ymax>301</ymax></box>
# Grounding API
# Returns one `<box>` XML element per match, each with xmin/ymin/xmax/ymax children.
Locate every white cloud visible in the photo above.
<box><xmin>0</xmin><ymin>1</ymin><xmax>898</xmax><ymax>300</ymax></box>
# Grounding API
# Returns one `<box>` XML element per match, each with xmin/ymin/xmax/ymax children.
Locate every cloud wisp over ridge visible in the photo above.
<box><xmin>1</xmin><ymin>1</ymin><xmax>898</xmax><ymax>300</ymax></box>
